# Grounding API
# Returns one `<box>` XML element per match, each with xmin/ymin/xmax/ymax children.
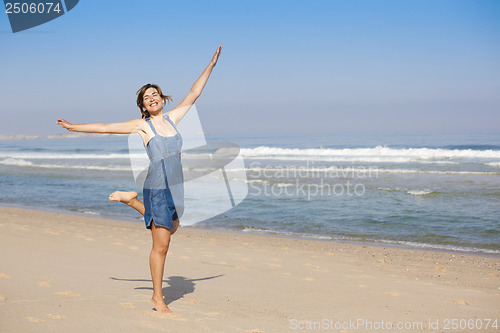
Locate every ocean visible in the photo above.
<box><xmin>1</xmin><ymin>131</ymin><xmax>499</xmax><ymax>254</ymax></box>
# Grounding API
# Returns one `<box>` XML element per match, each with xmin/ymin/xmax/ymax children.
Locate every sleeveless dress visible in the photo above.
<box><xmin>143</xmin><ymin>115</ymin><xmax>184</xmax><ymax>229</ymax></box>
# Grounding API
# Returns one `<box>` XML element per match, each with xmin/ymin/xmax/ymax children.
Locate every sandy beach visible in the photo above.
<box><xmin>0</xmin><ymin>206</ymin><xmax>499</xmax><ymax>332</ymax></box>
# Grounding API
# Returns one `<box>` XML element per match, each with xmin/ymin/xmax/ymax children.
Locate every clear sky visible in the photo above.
<box><xmin>1</xmin><ymin>0</ymin><xmax>499</xmax><ymax>137</ymax></box>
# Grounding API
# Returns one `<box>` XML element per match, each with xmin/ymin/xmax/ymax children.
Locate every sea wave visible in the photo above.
<box><xmin>0</xmin><ymin>134</ymin><xmax>39</xmax><ymax>140</ymax></box>
<box><xmin>0</xmin><ymin>158</ymin><xmax>132</xmax><ymax>171</ymax></box>
<box><xmin>240</xmin><ymin>166</ymin><xmax>500</xmax><ymax>176</ymax></box>
<box><xmin>240</xmin><ymin>146</ymin><xmax>500</xmax><ymax>161</ymax></box>
<box><xmin>2</xmin><ymin>158</ymin><xmax>499</xmax><ymax>176</ymax></box>
<box><xmin>226</xmin><ymin>226</ymin><xmax>500</xmax><ymax>254</ymax></box>
<box><xmin>0</xmin><ymin>158</ymin><xmax>34</xmax><ymax>166</ymax></box>
<box><xmin>0</xmin><ymin>152</ymin><xmax>139</xmax><ymax>159</ymax></box>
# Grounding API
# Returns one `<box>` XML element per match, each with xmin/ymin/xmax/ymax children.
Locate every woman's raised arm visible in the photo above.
<box><xmin>56</xmin><ymin>118</ymin><xmax>144</xmax><ymax>134</ymax></box>
<box><xmin>168</xmin><ymin>45</ymin><xmax>222</xmax><ymax>125</ymax></box>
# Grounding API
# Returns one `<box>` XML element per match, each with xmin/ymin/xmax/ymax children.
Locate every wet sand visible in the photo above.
<box><xmin>0</xmin><ymin>206</ymin><xmax>499</xmax><ymax>332</ymax></box>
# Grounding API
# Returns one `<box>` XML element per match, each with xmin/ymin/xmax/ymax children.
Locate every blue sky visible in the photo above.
<box><xmin>1</xmin><ymin>0</ymin><xmax>499</xmax><ymax>137</ymax></box>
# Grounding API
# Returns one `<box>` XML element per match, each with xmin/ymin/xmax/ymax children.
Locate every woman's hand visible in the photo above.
<box><xmin>166</xmin><ymin>45</ymin><xmax>223</xmax><ymax>125</ymax></box>
<box><xmin>210</xmin><ymin>44</ymin><xmax>223</xmax><ymax>67</ymax></box>
<box><xmin>56</xmin><ymin>118</ymin><xmax>74</xmax><ymax>131</ymax></box>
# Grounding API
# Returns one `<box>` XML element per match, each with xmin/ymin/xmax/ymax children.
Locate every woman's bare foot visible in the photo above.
<box><xmin>151</xmin><ymin>296</ymin><xmax>171</xmax><ymax>313</ymax></box>
<box><xmin>109</xmin><ymin>191</ymin><xmax>138</xmax><ymax>205</ymax></box>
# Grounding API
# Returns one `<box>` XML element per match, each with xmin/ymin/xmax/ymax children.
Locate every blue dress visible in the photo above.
<box><xmin>143</xmin><ymin>115</ymin><xmax>184</xmax><ymax>229</ymax></box>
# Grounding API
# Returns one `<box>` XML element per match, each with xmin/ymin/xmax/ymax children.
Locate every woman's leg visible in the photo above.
<box><xmin>109</xmin><ymin>191</ymin><xmax>180</xmax><ymax>235</ymax></box>
<box><xmin>109</xmin><ymin>191</ymin><xmax>145</xmax><ymax>216</ymax></box>
<box><xmin>110</xmin><ymin>191</ymin><xmax>180</xmax><ymax>312</ymax></box>
<box><xmin>149</xmin><ymin>221</ymin><xmax>173</xmax><ymax>313</ymax></box>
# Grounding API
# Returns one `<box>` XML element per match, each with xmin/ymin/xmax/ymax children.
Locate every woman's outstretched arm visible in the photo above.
<box><xmin>56</xmin><ymin>118</ymin><xmax>144</xmax><ymax>134</ymax></box>
<box><xmin>168</xmin><ymin>45</ymin><xmax>223</xmax><ymax>125</ymax></box>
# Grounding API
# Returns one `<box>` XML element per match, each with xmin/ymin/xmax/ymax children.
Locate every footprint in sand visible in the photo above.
<box><xmin>0</xmin><ymin>295</ymin><xmax>6</xmax><ymax>301</ymax></box>
<box><xmin>434</xmin><ymin>266</ymin><xmax>446</xmax><ymax>272</ymax></box>
<box><xmin>248</xmin><ymin>330</ymin><xmax>264</xmax><ymax>333</ymax></box>
<box><xmin>120</xmin><ymin>302</ymin><xmax>136</xmax><ymax>308</ymax></box>
<box><xmin>25</xmin><ymin>317</ymin><xmax>44</xmax><ymax>323</ymax></box>
<box><xmin>235</xmin><ymin>266</ymin><xmax>248</xmax><ymax>270</ymax></box>
<box><xmin>0</xmin><ymin>273</ymin><xmax>12</xmax><ymax>279</ymax></box>
<box><xmin>55</xmin><ymin>291</ymin><xmax>80</xmax><ymax>297</ymax></box>
<box><xmin>129</xmin><ymin>246</ymin><xmax>139</xmax><ymax>250</ymax></box>
<box><xmin>453</xmin><ymin>299</ymin><xmax>469</xmax><ymax>305</ymax></box>
<box><xmin>304</xmin><ymin>277</ymin><xmax>314</xmax><ymax>282</ymax></box>
<box><xmin>38</xmin><ymin>282</ymin><xmax>50</xmax><ymax>287</ymax></box>
<box><xmin>112</xmin><ymin>242</ymin><xmax>125</xmax><ymax>246</ymax></box>
<box><xmin>386</xmin><ymin>292</ymin><xmax>401</xmax><ymax>296</ymax></box>
<box><xmin>143</xmin><ymin>312</ymin><xmax>188</xmax><ymax>321</ymax></box>
<box><xmin>16</xmin><ymin>226</ymin><xmax>30</xmax><ymax>231</ymax></box>
<box><xmin>206</xmin><ymin>311</ymin><xmax>220</xmax><ymax>316</ymax></box>
<box><xmin>267</xmin><ymin>263</ymin><xmax>282</xmax><ymax>267</ymax></box>
<box><xmin>180</xmin><ymin>256</ymin><xmax>190</xmax><ymax>260</ymax></box>
<box><xmin>44</xmin><ymin>230</ymin><xmax>60</xmax><ymax>235</ymax></box>
<box><xmin>183</xmin><ymin>300</ymin><xmax>200</xmax><ymax>304</ymax></box>
<box><xmin>47</xmin><ymin>313</ymin><xmax>67</xmax><ymax>320</ymax></box>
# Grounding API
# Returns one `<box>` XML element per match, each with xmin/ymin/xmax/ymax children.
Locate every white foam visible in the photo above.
<box><xmin>406</xmin><ymin>190</ymin><xmax>435</xmax><ymax>196</ymax></box>
<box><xmin>486</xmin><ymin>162</ymin><xmax>500</xmax><ymax>167</ymax></box>
<box><xmin>81</xmin><ymin>210</ymin><xmax>100</xmax><ymax>215</ymax></box>
<box><xmin>236</xmin><ymin>227</ymin><xmax>500</xmax><ymax>254</ymax></box>
<box><xmin>241</xmin><ymin>166</ymin><xmax>499</xmax><ymax>176</ymax></box>
<box><xmin>0</xmin><ymin>134</ymin><xmax>39</xmax><ymax>140</ymax></box>
<box><xmin>0</xmin><ymin>158</ymin><xmax>33</xmax><ymax>166</ymax></box>
<box><xmin>0</xmin><ymin>152</ymin><xmax>134</xmax><ymax>159</ymax></box>
<box><xmin>240</xmin><ymin>146</ymin><xmax>500</xmax><ymax>162</ymax></box>
<box><xmin>378</xmin><ymin>239</ymin><xmax>500</xmax><ymax>254</ymax></box>
<box><xmin>0</xmin><ymin>158</ymin><xmax>131</xmax><ymax>171</ymax></box>
<box><xmin>275</xmin><ymin>182</ymin><xmax>294</xmax><ymax>187</ymax></box>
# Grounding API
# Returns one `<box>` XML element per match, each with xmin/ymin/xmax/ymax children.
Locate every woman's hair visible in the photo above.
<box><xmin>136</xmin><ymin>83</ymin><xmax>173</xmax><ymax>118</ymax></box>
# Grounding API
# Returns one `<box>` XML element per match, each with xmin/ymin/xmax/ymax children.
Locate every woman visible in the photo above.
<box><xmin>56</xmin><ymin>45</ymin><xmax>222</xmax><ymax>313</ymax></box>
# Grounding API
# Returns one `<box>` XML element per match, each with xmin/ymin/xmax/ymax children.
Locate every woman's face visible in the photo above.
<box><xmin>143</xmin><ymin>87</ymin><xmax>163</xmax><ymax>114</ymax></box>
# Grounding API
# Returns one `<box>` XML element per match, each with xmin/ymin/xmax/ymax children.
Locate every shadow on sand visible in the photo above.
<box><xmin>110</xmin><ymin>274</ymin><xmax>224</xmax><ymax>305</ymax></box>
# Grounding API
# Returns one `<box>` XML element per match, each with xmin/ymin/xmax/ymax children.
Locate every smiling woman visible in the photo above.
<box><xmin>55</xmin><ymin>44</ymin><xmax>222</xmax><ymax>314</ymax></box>
<box><xmin>136</xmin><ymin>84</ymin><xmax>172</xmax><ymax>119</ymax></box>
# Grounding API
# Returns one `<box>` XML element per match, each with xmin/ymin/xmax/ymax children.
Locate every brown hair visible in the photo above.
<box><xmin>136</xmin><ymin>83</ymin><xmax>173</xmax><ymax>118</ymax></box>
